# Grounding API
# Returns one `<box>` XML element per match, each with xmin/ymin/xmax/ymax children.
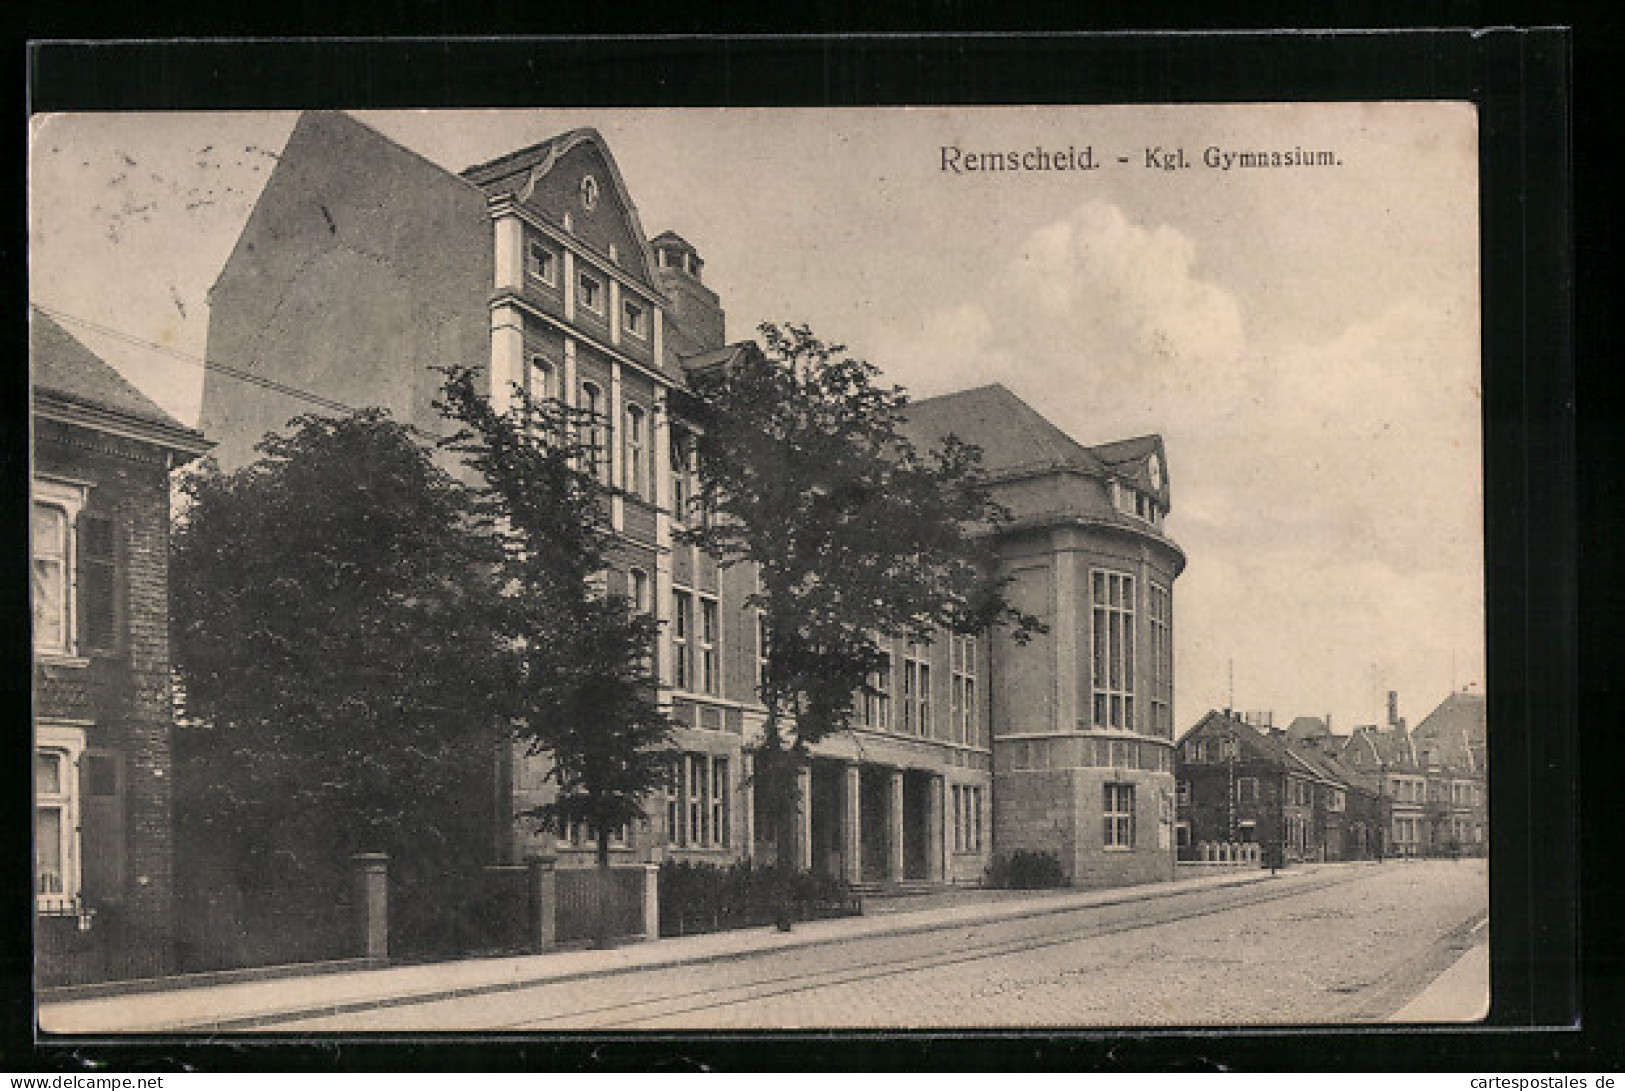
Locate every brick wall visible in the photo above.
<box><xmin>34</xmin><ymin>421</ymin><xmax>179</xmax><ymax>981</ymax></box>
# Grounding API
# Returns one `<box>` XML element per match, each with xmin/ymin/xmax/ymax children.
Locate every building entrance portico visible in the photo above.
<box><xmin>804</xmin><ymin>758</ymin><xmax>944</xmax><ymax>887</ymax></box>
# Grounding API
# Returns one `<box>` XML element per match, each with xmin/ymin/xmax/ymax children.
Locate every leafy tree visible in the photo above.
<box><xmin>171</xmin><ymin>411</ymin><xmax>512</xmax><ymax>926</ymax></box>
<box><xmin>438</xmin><ymin>367</ymin><xmax>675</xmax><ymax>945</ymax></box>
<box><xmin>686</xmin><ymin>323</ymin><xmax>1041</xmax><ymax>916</ymax></box>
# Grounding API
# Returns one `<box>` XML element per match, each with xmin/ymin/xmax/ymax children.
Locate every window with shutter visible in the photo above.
<box><xmin>79</xmin><ymin>751</ymin><xmax>126</xmax><ymax>904</ymax></box>
<box><xmin>80</xmin><ymin>514</ymin><xmax>118</xmax><ymax>652</ymax></box>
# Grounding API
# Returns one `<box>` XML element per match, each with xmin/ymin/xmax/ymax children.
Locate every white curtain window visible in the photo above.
<box><xmin>32</xmin><ymin>503</ymin><xmax>69</xmax><ymax>653</ymax></box>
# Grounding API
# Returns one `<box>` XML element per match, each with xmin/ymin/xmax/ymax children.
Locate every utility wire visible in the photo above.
<box><xmin>33</xmin><ymin>303</ymin><xmax>445</xmax><ymax>441</ymax></box>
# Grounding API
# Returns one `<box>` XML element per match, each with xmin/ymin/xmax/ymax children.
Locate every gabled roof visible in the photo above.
<box><xmin>461</xmin><ymin>127</ymin><xmax>661</xmax><ymax>292</ymax></box>
<box><xmin>900</xmin><ymin>384</ymin><xmax>1108</xmax><ymax>479</ymax></box>
<box><xmin>651</xmin><ymin>230</ymin><xmax>698</xmax><ymax>253</ymax></box>
<box><xmin>1285</xmin><ymin>715</ymin><xmax>1331</xmax><ymax>742</ymax></box>
<box><xmin>678</xmin><ymin>342</ymin><xmax>759</xmax><ymax>375</ymax></box>
<box><xmin>1411</xmin><ymin>690</ymin><xmax>1487</xmax><ymax>774</ymax></box>
<box><xmin>31</xmin><ymin>308</ymin><xmax>211</xmax><ymax>458</ymax></box>
<box><xmin>1341</xmin><ymin>723</ymin><xmax>1419</xmax><ymax>773</ymax></box>
<box><xmin>1090</xmin><ymin>434</ymin><xmax>1161</xmax><ymax>466</ymax></box>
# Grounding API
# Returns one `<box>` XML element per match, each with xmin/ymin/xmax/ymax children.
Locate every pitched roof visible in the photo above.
<box><xmin>899</xmin><ymin>384</ymin><xmax>1108</xmax><ymax>479</ymax></box>
<box><xmin>32</xmin><ymin>309</ymin><xmax>209</xmax><ymax>456</ymax></box>
<box><xmin>1090</xmin><ymin>434</ymin><xmax>1161</xmax><ymax>467</ymax></box>
<box><xmin>460</xmin><ymin>127</ymin><xmax>661</xmax><ymax>291</ymax></box>
<box><xmin>1411</xmin><ymin>690</ymin><xmax>1487</xmax><ymax>773</ymax></box>
<box><xmin>1341</xmin><ymin>723</ymin><xmax>1419</xmax><ymax>772</ymax></box>
<box><xmin>1285</xmin><ymin>715</ymin><xmax>1331</xmax><ymax>742</ymax></box>
<box><xmin>651</xmin><ymin>230</ymin><xmax>698</xmax><ymax>252</ymax></box>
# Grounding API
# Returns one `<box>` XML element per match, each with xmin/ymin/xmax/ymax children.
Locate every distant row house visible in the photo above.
<box><xmin>1340</xmin><ymin>689</ymin><xmax>1488</xmax><ymax>857</ymax></box>
<box><xmin>1175</xmin><ymin>689</ymin><xmax>1487</xmax><ymax>863</ymax></box>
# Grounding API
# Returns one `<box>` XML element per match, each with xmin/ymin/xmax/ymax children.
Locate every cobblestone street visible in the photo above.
<box><xmin>253</xmin><ymin>859</ymin><xmax>1485</xmax><ymax>1031</ymax></box>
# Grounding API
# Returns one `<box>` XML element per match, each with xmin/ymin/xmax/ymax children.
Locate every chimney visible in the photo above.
<box><xmin>1386</xmin><ymin>690</ymin><xmax>1399</xmax><ymax>729</ymax></box>
<box><xmin>651</xmin><ymin>231</ymin><xmax>725</xmax><ymax>358</ymax></box>
<box><xmin>1325</xmin><ymin>712</ymin><xmax>1333</xmax><ymax>735</ymax></box>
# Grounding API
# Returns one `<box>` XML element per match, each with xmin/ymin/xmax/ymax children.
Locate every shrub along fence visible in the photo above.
<box><xmin>658</xmin><ymin>859</ymin><xmax>862</xmax><ymax>937</ymax></box>
<box><xmin>983</xmin><ymin>850</ymin><xmax>1067</xmax><ymax>890</ymax></box>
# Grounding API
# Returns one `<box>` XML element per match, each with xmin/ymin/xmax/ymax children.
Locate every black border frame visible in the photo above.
<box><xmin>11</xmin><ymin>32</ymin><xmax>1586</xmax><ymax>1072</ymax></box>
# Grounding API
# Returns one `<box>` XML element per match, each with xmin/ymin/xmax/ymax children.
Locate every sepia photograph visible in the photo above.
<box><xmin>30</xmin><ymin>102</ymin><xmax>1488</xmax><ymax>1033</ymax></box>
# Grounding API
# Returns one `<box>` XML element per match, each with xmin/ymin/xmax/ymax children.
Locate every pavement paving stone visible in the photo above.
<box><xmin>40</xmin><ymin>865</ymin><xmax>1287</xmax><ymax>1034</ymax></box>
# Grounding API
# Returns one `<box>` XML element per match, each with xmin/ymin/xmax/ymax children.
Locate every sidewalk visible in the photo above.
<box><xmin>40</xmin><ymin>864</ymin><xmax>1314</xmax><ymax>1035</ymax></box>
<box><xmin>1387</xmin><ymin>919</ymin><xmax>1490</xmax><ymax>1024</ymax></box>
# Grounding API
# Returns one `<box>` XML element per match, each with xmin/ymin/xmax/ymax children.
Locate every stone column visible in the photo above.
<box><xmin>925</xmin><ymin>774</ymin><xmax>945</xmax><ymax>883</ymax></box>
<box><xmin>640</xmin><ymin>862</ymin><xmax>660</xmax><ymax>940</ymax></box>
<box><xmin>562</xmin><ymin>251</ymin><xmax>577</xmax><ymax>322</ymax></box>
<box><xmin>353</xmin><ymin>853</ymin><xmax>389</xmax><ymax>962</ymax></box>
<box><xmin>493</xmin><ymin>213</ymin><xmax>523</xmax><ymax>294</ymax></box>
<box><xmin>840</xmin><ymin>763</ymin><xmax>863</xmax><ymax>885</ymax></box>
<box><xmin>795</xmin><ymin>766</ymin><xmax>814</xmax><ymax>871</ymax></box>
<box><xmin>609</xmin><ymin>359</ymin><xmax>625</xmax><ymax>531</ymax></box>
<box><xmin>527</xmin><ymin>854</ymin><xmax>558</xmax><ymax>952</ymax></box>
<box><xmin>887</xmin><ymin>769</ymin><xmax>906</xmax><ymax>882</ymax></box>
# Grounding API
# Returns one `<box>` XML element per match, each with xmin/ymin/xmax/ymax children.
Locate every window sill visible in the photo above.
<box><xmin>35</xmin><ymin>652</ymin><xmax>91</xmax><ymax>670</ymax></box>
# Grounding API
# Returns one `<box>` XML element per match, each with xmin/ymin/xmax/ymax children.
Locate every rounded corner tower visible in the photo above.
<box><xmin>905</xmin><ymin>384</ymin><xmax>1186</xmax><ymax>889</ymax></box>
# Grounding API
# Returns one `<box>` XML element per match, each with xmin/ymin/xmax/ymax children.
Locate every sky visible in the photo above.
<box><xmin>29</xmin><ymin>104</ymin><xmax>1484</xmax><ymax>735</ymax></box>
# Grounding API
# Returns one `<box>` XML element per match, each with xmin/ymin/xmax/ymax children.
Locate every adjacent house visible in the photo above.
<box><xmin>31</xmin><ymin>309</ymin><xmax>212</xmax><ymax>985</ymax></box>
<box><xmin>1342</xmin><ymin>689</ymin><xmax>1486</xmax><ymax>857</ymax></box>
<box><xmin>1175</xmin><ymin>710</ymin><xmax>1384</xmax><ymax>864</ymax></box>
<box><xmin>196</xmin><ymin>110</ymin><xmax>1186</xmax><ymax>892</ymax></box>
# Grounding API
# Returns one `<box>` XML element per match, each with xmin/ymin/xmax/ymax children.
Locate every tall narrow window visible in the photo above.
<box><xmin>1091</xmin><ymin>570</ymin><xmax>1136</xmax><ymax>730</ymax></box>
<box><xmin>35</xmin><ymin>726</ymin><xmax>85</xmax><ymax>909</ymax></box>
<box><xmin>900</xmin><ymin>643</ymin><xmax>930</xmax><ymax>736</ymax></box>
<box><xmin>624</xmin><ymin>404</ymin><xmax>647</xmax><ymax>500</ymax></box>
<box><xmin>672</xmin><ymin>589</ymin><xmax>693</xmax><ymax>690</ymax></box>
<box><xmin>525</xmin><ymin>355</ymin><xmax>557</xmax><ymax>438</ymax></box>
<box><xmin>902</xmin><ymin>658</ymin><xmax>916</xmax><ymax>734</ymax></box>
<box><xmin>32</xmin><ymin>502</ymin><xmax>70</xmax><ymax>654</ymax></box>
<box><xmin>1149</xmin><ymin>583</ymin><xmax>1173</xmax><ymax>737</ymax></box>
<box><xmin>875</xmin><ymin>651</ymin><xmax>892</xmax><ymax>730</ymax></box>
<box><xmin>699</xmin><ymin>596</ymin><xmax>719</xmax><ymax>695</ymax></box>
<box><xmin>36</xmin><ymin>750</ymin><xmax>69</xmax><ymax>896</ymax></box>
<box><xmin>710</xmin><ymin>758</ymin><xmax>730</xmax><ymax>848</ymax></box>
<box><xmin>755</xmin><ymin>612</ymin><xmax>770</xmax><ymax>696</ymax></box>
<box><xmin>951</xmin><ymin>635</ymin><xmax>977</xmax><ymax>744</ymax></box>
<box><xmin>687</xmin><ymin>755</ymin><xmax>706</xmax><ymax>846</ymax></box>
<box><xmin>629</xmin><ymin>568</ymin><xmax>651</xmax><ymax>615</ymax></box>
<box><xmin>665</xmin><ymin>758</ymin><xmax>682</xmax><ymax>845</ymax></box>
<box><xmin>670</xmin><ymin>428</ymin><xmax>695</xmax><ymax>521</ymax></box>
<box><xmin>579</xmin><ymin>382</ymin><xmax>610</xmax><ymax>484</ymax></box>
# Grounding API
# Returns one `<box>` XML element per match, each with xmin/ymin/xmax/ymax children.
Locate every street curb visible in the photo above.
<box><xmin>82</xmin><ymin>868</ymin><xmax>1302</xmax><ymax>1034</ymax></box>
<box><xmin>39</xmin><ymin>957</ymin><xmax>387</xmax><ymax>1004</ymax></box>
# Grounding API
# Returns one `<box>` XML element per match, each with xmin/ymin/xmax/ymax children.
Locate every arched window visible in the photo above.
<box><xmin>525</xmin><ymin>355</ymin><xmax>556</xmax><ymax>438</ymax></box>
<box><xmin>579</xmin><ymin>381</ymin><xmax>610</xmax><ymax>483</ymax></box>
<box><xmin>670</xmin><ymin>427</ymin><xmax>695</xmax><ymax>521</ymax></box>
<box><xmin>624</xmin><ymin>404</ymin><xmax>647</xmax><ymax>500</ymax></box>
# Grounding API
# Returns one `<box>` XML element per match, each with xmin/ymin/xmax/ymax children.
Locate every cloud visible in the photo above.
<box><xmin>872</xmin><ymin>200</ymin><xmax>1254</xmax><ymax>429</ymax></box>
<box><xmin>870</xmin><ymin>199</ymin><xmax>1483</xmax><ymax>731</ymax></box>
